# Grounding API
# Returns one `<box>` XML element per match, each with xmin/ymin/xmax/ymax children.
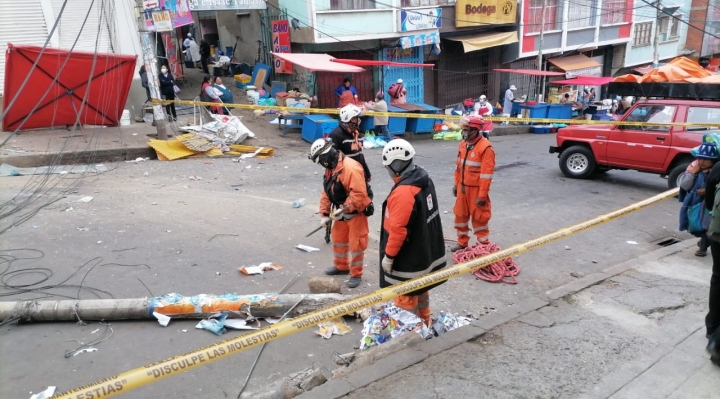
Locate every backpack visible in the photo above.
<box><xmin>388</xmin><ymin>83</ymin><xmax>402</xmax><ymax>98</ymax></box>
<box><xmin>463</xmin><ymin>98</ymin><xmax>475</xmax><ymax>107</ymax></box>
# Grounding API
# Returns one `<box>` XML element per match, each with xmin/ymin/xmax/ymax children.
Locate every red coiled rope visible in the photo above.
<box><xmin>452</xmin><ymin>242</ymin><xmax>520</xmax><ymax>284</ymax></box>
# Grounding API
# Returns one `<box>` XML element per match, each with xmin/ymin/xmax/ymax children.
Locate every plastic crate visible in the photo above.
<box><xmin>302</xmin><ymin>115</ymin><xmax>339</xmax><ymax>143</ymax></box>
<box><xmin>547</xmin><ymin>104</ymin><xmax>573</xmax><ymax>120</ymax></box>
<box><xmin>235</xmin><ymin>82</ymin><xmax>248</xmax><ymax>89</ymax></box>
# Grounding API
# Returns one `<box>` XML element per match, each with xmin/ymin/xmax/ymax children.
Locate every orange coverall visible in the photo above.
<box><xmin>320</xmin><ymin>155</ymin><xmax>371</xmax><ymax>277</ymax></box>
<box><xmin>453</xmin><ymin>137</ymin><xmax>495</xmax><ymax>247</ymax></box>
<box><xmin>384</xmin><ymin>184</ymin><xmax>431</xmax><ymax>325</ymax></box>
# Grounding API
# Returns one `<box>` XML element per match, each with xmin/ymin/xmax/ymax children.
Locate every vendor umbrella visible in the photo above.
<box><xmin>331</xmin><ymin>59</ymin><xmax>434</xmax><ymax>68</ymax></box>
<box><xmin>549</xmin><ymin>76</ymin><xmax>615</xmax><ymax>85</ymax></box>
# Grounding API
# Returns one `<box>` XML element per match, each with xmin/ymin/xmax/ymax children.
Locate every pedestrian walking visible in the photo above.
<box><xmin>379</xmin><ymin>139</ymin><xmax>447</xmax><ymax>326</ymax></box>
<box><xmin>450</xmin><ymin>115</ymin><xmax>496</xmax><ymax>252</ymax></box>
<box><xmin>701</xmin><ymin>137</ymin><xmax>720</xmax><ymax>366</ymax></box>
<box><xmin>367</xmin><ymin>91</ymin><xmax>390</xmax><ymax>141</ymax></box>
<box><xmin>200</xmin><ymin>38</ymin><xmax>211</xmax><ymax>74</ymax></box>
<box><xmin>309</xmin><ymin>139</ymin><xmax>371</xmax><ymax>289</ymax></box>
<box><xmin>678</xmin><ymin>139</ymin><xmax>719</xmax><ymax>256</ymax></box>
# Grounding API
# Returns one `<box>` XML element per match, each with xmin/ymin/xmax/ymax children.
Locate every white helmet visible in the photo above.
<box><xmin>479</xmin><ymin>95</ymin><xmax>487</xmax><ymax>100</ymax></box>
<box><xmin>309</xmin><ymin>138</ymin><xmax>331</xmax><ymax>162</ymax></box>
<box><xmin>382</xmin><ymin>139</ymin><xmax>415</xmax><ymax>166</ymax></box>
<box><xmin>339</xmin><ymin>104</ymin><xmax>363</xmax><ymax>123</ymax></box>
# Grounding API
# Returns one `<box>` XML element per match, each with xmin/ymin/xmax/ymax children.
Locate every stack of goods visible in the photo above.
<box><xmin>234</xmin><ymin>74</ymin><xmax>252</xmax><ymax>89</ymax></box>
<box><xmin>432</xmin><ymin>120</ymin><xmax>462</xmax><ymax>141</ymax></box>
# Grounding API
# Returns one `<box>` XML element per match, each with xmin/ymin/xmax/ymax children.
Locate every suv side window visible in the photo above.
<box><xmin>621</xmin><ymin>105</ymin><xmax>676</xmax><ymax>131</ymax></box>
<box><xmin>687</xmin><ymin>107</ymin><xmax>720</xmax><ymax>132</ymax></box>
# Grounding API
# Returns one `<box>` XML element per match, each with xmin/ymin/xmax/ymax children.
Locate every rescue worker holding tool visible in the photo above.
<box><xmin>379</xmin><ymin>139</ymin><xmax>447</xmax><ymax>326</ymax></box>
<box><xmin>451</xmin><ymin>115</ymin><xmax>496</xmax><ymax>252</ymax></box>
<box><xmin>309</xmin><ymin>139</ymin><xmax>372</xmax><ymax>288</ymax></box>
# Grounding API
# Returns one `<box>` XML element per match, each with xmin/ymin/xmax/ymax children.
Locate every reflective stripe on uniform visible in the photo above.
<box><xmin>454</xmin><ymin>222</ymin><xmax>469</xmax><ymax>228</ymax></box>
<box><xmin>351</xmin><ymin>251</ymin><xmax>364</xmax><ymax>257</ymax></box>
<box><xmin>350</xmin><ymin>260</ymin><xmax>364</xmax><ymax>266</ymax></box>
<box><xmin>334</xmin><ymin>243</ymin><xmax>349</xmax><ymax>247</ymax></box>
<box><xmin>457</xmin><ymin>230</ymin><xmax>469</xmax><ymax>237</ymax></box>
<box><xmin>333</xmin><ymin>251</ymin><xmax>346</xmax><ymax>257</ymax></box>
<box><xmin>472</xmin><ymin>225</ymin><xmax>488</xmax><ymax>233</ymax></box>
<box><xmin>346</xmin><ymin>152</ymin><xmax>361</xmax><ymax>158</ymax></box>
<box><xmin>479</xmin><ymin>173</ymin><xmax>493</xmax><ymax>179</ymax></box>
<box><xmin>390</xmin><ymin>257</ymin><xmax>446</xmax><ymax>279</ymax></box>
<box><xmin>457</xmin><ymin>159</ymin><xmax>482</xmax><ymax>167</ymax></box>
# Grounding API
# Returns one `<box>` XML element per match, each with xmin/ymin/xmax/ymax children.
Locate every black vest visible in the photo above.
<box><xmin>379</xmin><ymin>167</ymin><xmax>447</xmax><ymax>295</ymax></box>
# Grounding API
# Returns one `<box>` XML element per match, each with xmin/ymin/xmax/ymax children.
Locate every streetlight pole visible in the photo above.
<box><xmin>652</xmin><ymin>0</ymin><xmax>660</xmax><ymax>68</ymax></box>
<box><xmin>537</xmin><ymin>0</ymin><xmax>548</xmax><ymax>100</ymax></box>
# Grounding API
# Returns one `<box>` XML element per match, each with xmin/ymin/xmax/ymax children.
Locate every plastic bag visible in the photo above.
<box><xmin>143</xmin><ymin>113</ymin><xmax>154</xmax><ymax>124</ymax></box>
<box><xmin>173</xmin><ymin>85</ymin><xmax>181</xmax><ymax>94</ymax></box>
<box><xmin>687</xmin><ymin>202</ymin><xmax>711</xmax><ymax>234</ymax></box>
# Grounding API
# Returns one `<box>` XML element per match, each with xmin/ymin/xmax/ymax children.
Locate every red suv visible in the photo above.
<box><xmin>549</xmin><ymin>99</ymin><xmax>720</xmax><ymax>188</ymax></box>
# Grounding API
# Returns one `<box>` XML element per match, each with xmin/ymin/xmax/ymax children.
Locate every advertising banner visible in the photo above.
<box><xmin>145</xmin><ymin>0</ymin><xmax>194</xmax><ymax>31</ymax></box>
<box><xmin>162</xmin><ymin>31</ymin><xmax>182</xmax><ymax>78</ymax></box>
<box><xmin>399</xmin><ymin>8</ymin><xmax>442</xmax><ymax>32</ymax></box>
<box><xmin>272</xmin><ymin>20</ymin><xmax>292</xmax><ymax>74</ymax></box>
<box><xmin>455</xmin><ymin>0</ymin><xmax>517</xmax><ymax>27</ymax></box>
<box><xmin>188</xmin><ymin>0</ymin><xmax>267</xmax><ymax>11</ymax></box>
<box><xmin>152</xmin><ymin>10</ymin><xmax>173</xmax><ymax>32</ymax></box>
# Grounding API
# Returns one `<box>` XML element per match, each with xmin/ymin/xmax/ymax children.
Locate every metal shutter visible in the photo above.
<box><xmin>51</xmin><ymin>0</ymin><xmax>112</xmax><ymax>53</ymax></box>
<box><xmin>0</xmin><ymin>0</ymin><xmax>49</xmax><ymax>96</ymax></box>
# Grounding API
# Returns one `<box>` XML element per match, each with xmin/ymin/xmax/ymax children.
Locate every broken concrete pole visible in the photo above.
<box><xmin>307</xmin><ymin>277</ymin><xmax>342</xmax><ymax>294</ymax></box>
<box><xmin>299</xmin><ymin>369</ymin><xmax>328</xmax><ymax>392</ymax></box>
<box><xmin>0</xmin><ymin>293</ymin><xmax>354</xmax><ymax>323</ymax></box>
<box><xmin>332</xmin><ymin>332</ymin><xmax>425</xmax><ymax>379</ymax></box>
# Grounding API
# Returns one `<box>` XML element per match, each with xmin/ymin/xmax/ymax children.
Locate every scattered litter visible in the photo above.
<box><xmin>166</xmin><ymin>230</ymin><xmax>172</xmax><ymax>233</ymax></box>
<box><xmin>292</xmin><ymin>198</ymin><xmax>306</xmax><ymax>208</ymax></box>
<box><xmin>72</xmin><ymin>348</ymin><xmax>98</xmax><ymax>356</ymax></box>
<box><xmin>592</xmin><ymin>260</ymin><xmax>598</xmax><ymax>263</ymax></box>
<box><xmin>181</xmin><ymin>329</ymin><xmax>188</xmax><ymax>333</ymax></box>
<box><xmin>360</xmin><ymin>303</ymin><xmax>426</xmax><ymax>351</ymax></box>
<box><xmin>77</xmin><ymin>227</ymin><xmax>89</xmax><ymax>232</ymax></box>
<box><xmin>626</xmin><ymin>241</ymin><xmax>638</xmax><ymax>245</ymax></box>
<box><xmin>236</xmin><ymin>147</ymin><xmax>265</xmax><ymax>160</ymax></box>
<box><xmin>216</xmin><ymin>272</ymin><xmax>221</xmax><ymax>275</ymax></box>
<box><xmin>224</xmin><ymin>319</ymin><xmax>259</xmax><ymax>330</ymax></box>
<box><xmin>296</xmin><ymin>244</ymin><xmax>320</xmax><ymax>252</ymax></box>
<box><xmin>443</xmin><ymin>211</ymin><xmax>448</xmax><ymax>214</ymax></box>
<box><xmin>239</xmin><ymin>262</ymin><xmax>283</xmax><ymax>275</ymax></box>
<box><xmin>245</xmin><ymin>165</ymin><xmax>252</xmax><ymax>169</ymax></box>
<box><xmin>264</xmin><ymin>317</ymin><xmax>282</xmax><ymax>324</ymax></box>
<box><xmin>91</xmin><ymin>329</ymin><xmax>100</xmax><ymax>334</ymax></box>
<box><xmin>196</xmin><ymin>313</ymin><xmax>228</xmax><ymax>335</ymax></box>
<box><xmin>188</xmin><ymin>176</ymin><xmax>203</xmax><ymax>180</ymax></box>
<box><xmin>143</xmin><ymin>171</ymin><xmax>149</xmax><ymax>177</ymax></box>
<box><xmin>97</xmin><ymin>241</ymin><xmax>102</xmax><ymax>244</ymax></box>
<box><xmin>64</xmin><ymin>207</ymin><xmax>74</xmax><ymax>212</ymax></box>
<box><xmin>316</xmin><ymin>318</ymin><xmax>352</xmax><ymax>339</ymax></box>
<box><xmin>430</xmin><ymin>312</ymin><xmax>471</xmax><ymax>337</ymax></box>
<box><xmin>126</xmin><ymin>157</ymin><xmax>150</xmax><ymax>163</ymax></box>
<box><xmin>33</xmin><ymin>225</ymin><xmax>40</xmax><ymax>229</ymax></box>
<box><xmin>77</xmin><ymin>196</ymin><xmax>94</xmax><ymax>203</ymax></box>
<box><xmin>153</xmin><ymin>312</ymin><xmax>171</xmax><ymax>327</ymax></box>
<box><xmin>151</xmin><ymin>202</ymin><xmax>158</xmax><ymax>205</ymax></box>
<box><xmin>0</xmin><ymin>163</ymin><xmax>109</xmax><ymax>177</ymax></box>
<box><xmin>29</xmin><ymin>386</ymin><xmax>56</xmax><ymax>399</ymax></box>
<box><xmin>564</xmin><ymin>245</ymin><xmax>570</xmax><ymax>250</ymax></box>
<box><xmin>132</xmin><ymin>133</ymin><xmax>138</xmax><ymax>136</ymax></box>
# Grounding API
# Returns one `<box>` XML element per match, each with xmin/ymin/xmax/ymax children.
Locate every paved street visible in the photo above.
<box><xmin>0</xmin><ymin>131</ymin><xmax>697</xmax><ymax>398</ymax></box>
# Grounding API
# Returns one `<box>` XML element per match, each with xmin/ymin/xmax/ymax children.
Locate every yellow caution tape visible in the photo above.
<box><xmin>49</xmin><ymin>188</ymin><xmax>679</xmax><ymax>399</ymax></box>
<box><xmin>154</xmin><ymin>98</ymin><xmax>720</xmax><ymax>128</ymax></box>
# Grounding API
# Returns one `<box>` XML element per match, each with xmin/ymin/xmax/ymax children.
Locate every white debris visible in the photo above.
<box><xmin>29</xmin><ymin>386</ymin><xmax>56</xmax><ymax>399</ymax></box>
<box><xmin>77</xmin><ymin>196</ymin><xmax>94</xmax><ymax>203</ymax></box>
<box><xmin>153</xmin><ymin>312</ymin><xmax>171</xmax><ymax>327</ymax></box>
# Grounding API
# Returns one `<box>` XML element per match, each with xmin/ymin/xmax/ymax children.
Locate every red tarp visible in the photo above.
<box><xmin>331</xmin><ymin>59</ymin><xmax>434</xmax><ymax>68</ymax></box>
<box><xmin>494</xmin><ymin>68</ymin><xmax>565</xmax><ymax>76</ymax></box>
<box><xmin>3</xmin><ymin>44</ymin><xmax>137</xmax><ymax>131</ymax></box>
<box><xmin>549</xmin><ymin>76</ymin><xmax>615</xmax><ymax>85</ymax></box>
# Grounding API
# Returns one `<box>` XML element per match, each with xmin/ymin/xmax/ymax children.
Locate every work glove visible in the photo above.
<box><xmin>381</xmin><ymin>255</ymin><xmax>394</xmax><ymax>274</ymax></box>
<box><xmin>452</xmin><ymin>186</ymin><xmax>457</xmax><ymax>197</ymax></box>
<box><xmin>476</xmin><ymin>197</ymin><xmax>487</xmax><ymax>207</ymax></box>
<box><xmin>320</xmin><ymin>216</ymin><xmax>331</xmax><ymax>227</ymax></box>
<box><xmin>331</xmin><ymin>206</ymin><xmax>346</xmax><ymax>221</ymax></box>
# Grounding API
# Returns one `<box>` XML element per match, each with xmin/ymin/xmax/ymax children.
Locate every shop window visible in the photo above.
<box><xmin>567</xmin><ymin>0</ymin><xmax>597</xmax><ymax>29</ymax></box>
<box><xmin>670</xmin><ymin>14</ymin><xmax>681</xmax><ymax>38</ymax></box>
<box><xmin>527</xmin><ymin>0</ymin><xmax>561</xmax><ymax>34</ymax></box>
<box><xmin>401</xmin><ymin>0</ymin><xmax>453</xmax><ymax>6</ymax></box>
<box><xmin>602</xmin><ymin>0</ymin><xmax>626</xmax><ymax>25</ymax></box>
<box><xmin>687</xmin><ymin>107</ymin><xmax>720</xmax><ymax>132</ymax></box>
<box><xmin>633</xmin><ymin>21</ymin><xmax>653</xmax><ymax>47</ymax></box>
<box><xmin>330</xmin><ymin>0</ymin><xmax>376</xmax><ymax>10</ymax></box>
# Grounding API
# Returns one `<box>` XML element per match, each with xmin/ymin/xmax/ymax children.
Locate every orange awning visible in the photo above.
<box><xmin>270</xmin><ymin>53</ymin><xmax>364</xmax><ymax>73</ymax></box>
<box><xmin>547</xmin><ymin>54</ymin><xmax>601</xmax><ymax>72</ymax></box>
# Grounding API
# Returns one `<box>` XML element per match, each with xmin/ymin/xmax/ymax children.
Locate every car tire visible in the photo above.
<box><xmin>559</xmin><ymin>145</ymin><xmax>597</xmax><ymax>179</ymax></box>
<box><xmin>667</xmin><ymin>161</ymin><xmax>691</xmax><ymax>190</ymax></box>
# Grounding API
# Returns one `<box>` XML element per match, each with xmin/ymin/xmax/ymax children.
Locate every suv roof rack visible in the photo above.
<box><xmin>607</xmin><ymin>82</ymin><xmax>720</xmax><ymax>101</ymax></box>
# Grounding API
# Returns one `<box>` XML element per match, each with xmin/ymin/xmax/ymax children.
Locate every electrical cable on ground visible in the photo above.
<box><xmin>452</xmin><ymin>242</ymin><xmax>520</xmax><ymax>284</ymax></box>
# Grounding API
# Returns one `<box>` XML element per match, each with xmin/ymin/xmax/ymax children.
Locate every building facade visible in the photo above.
<box><xmin>687</xmin><ymin>0</ymin><xmax>720</xmax><ymax>59</ymax></box>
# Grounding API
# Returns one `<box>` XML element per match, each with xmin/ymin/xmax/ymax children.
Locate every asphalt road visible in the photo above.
<box><xmin>0</xmin><ymin>132</ymin><xmax>690</xmax><ymax>398</ymax></box>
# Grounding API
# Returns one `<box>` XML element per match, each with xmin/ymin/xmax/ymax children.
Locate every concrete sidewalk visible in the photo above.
<box><xmin>297</xmin><ymin>239</ymin><xmax>719</xmax><ymax>399</ymax></box>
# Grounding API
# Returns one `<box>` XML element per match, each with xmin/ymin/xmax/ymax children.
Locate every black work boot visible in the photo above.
<box><xmin>324</xmin><ymin>267</ymin><xmax>349</xmax><ymax>276</ymax></box>
<box><xmin>347</xmin><ymin>277</ymin><xmax>361</xmax><ymax>288</ymax></box>
<box><xmin>449</xmin><ymin>244</ymin><xmax>467</xmax><ymax>252</ymax></box>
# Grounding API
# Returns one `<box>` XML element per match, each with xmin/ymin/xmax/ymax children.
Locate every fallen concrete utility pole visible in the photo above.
<box><xmin>0</xmin><ymin>293</ymin><xmax>353</xmax><ymax>323</ymax></box>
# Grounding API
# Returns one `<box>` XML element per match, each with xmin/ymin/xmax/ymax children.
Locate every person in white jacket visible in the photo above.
<box><xmin>473</xmin><ymin>95</ymin><xmax>493</xmax><ymax>117</ymax></box>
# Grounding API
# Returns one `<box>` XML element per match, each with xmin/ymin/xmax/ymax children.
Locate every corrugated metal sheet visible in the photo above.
<box><xmin>316</xmin><ymin>50</ymin><xmax>375</xmax><ymax>109</ymax></box>
<box><xmin>437</xmin><ymin>40</ymin><xmax>499</xmax><ymax>108</ymax></box>
<box><xmin>0</xmin><ymin>0</ymin><xmax>49</xmax><ymax>96</ymax></box>
<box><xmin>51</xmin><ymin>0</ymin><xmax>112</xmax><ymax>53</ymax></box>
<box><xmin>381</xmin><ymin>46</ymin><xmax>424</xmax><ymax>104</ymax></box>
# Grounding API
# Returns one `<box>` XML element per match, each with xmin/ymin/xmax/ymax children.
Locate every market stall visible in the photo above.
<box><xmin>548</xmin><ymin>76</ymin><xmax>615</xmax><ymax>120</ymax></box>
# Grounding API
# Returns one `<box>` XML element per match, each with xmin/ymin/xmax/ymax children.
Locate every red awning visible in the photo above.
<box><xmin>494</xmin><ymin>68</ymin><xmax>566</xmax><ymax>76</ymax></box>
<box><xmin>2</xmin><ymin>44</ymin><xmax>137</xmax><ymax>131</ymax></box>
<box><xmin>549</xmin><ymin>76</ymin><xmax>615</xmax><ymax>85</ymax></box>
<box><xmin>270</xmin><ymin>53</ymin><xmax>364</xmax><ymax>73</ymax></box>
<box><xmin>331</xmin><ymin>59</ymin><xmax>434</xmax><ymax>68</ymax></box>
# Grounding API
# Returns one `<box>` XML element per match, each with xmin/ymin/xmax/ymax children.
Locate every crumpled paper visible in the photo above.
<box><xmin>431</xmin><ymin>312</ymin><xmax>472</xmax><ymax>336</ymax></box>
<box><xmin>315</xmin><ymin>318</ymin><xmax>352</xmax><ymax>339</ymax></box>
<box><xmin>359</xmin><ymin>303</ymin><xmax>425</xmax><ymax>351</ymax></box>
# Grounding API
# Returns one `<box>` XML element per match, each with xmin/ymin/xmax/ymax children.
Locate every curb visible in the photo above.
<box><xmin>296</xmin><ymin>239</ymin><xmax>697</xmax><ymax>399</ymax></box>
<box><xmin>0</xmin><ymin>147</ymin><xmax>156</xmax><ymax>168</ymax></box>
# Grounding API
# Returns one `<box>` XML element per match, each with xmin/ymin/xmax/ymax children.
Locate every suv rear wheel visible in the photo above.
<box><xmin>559</xmin><ymin>145</ymin><xmax>597</xmax><ymax>179</ymax></box>
<box><xmin>667</xmin><ymin>161</ymin><xmax>691</xmax><ymax>190</ymax></box>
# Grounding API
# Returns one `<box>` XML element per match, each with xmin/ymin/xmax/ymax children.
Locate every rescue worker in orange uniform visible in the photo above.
<box><xmin>379</xmin><ymin>139</ymin><xmax>447</xmax><ymax>326</ymax></box>
<box><xmin>451</xmin><ymin>115</ymin><xmax>496</xmax><ymax>252</ymax></box>
<box><xmin>309</xmin><ymin>139</ymin><xmax>371</xmax><ymax>288</ymax></box>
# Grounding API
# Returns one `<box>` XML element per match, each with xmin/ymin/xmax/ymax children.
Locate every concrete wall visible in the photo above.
<box><xmin>216</xmin><ymin>11</ymin><xmax>263</xmax><ymax>65</ymax></box>
<box><xmin>116</xmin><ymin>0</ymin><xmax>145</xmax><ymax>119</ymax></box>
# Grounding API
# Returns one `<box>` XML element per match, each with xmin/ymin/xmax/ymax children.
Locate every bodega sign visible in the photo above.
<box><xmin>455</xmin><ymin>0</ymin><xmax>516</xmax><ymax>27</ymax></box>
